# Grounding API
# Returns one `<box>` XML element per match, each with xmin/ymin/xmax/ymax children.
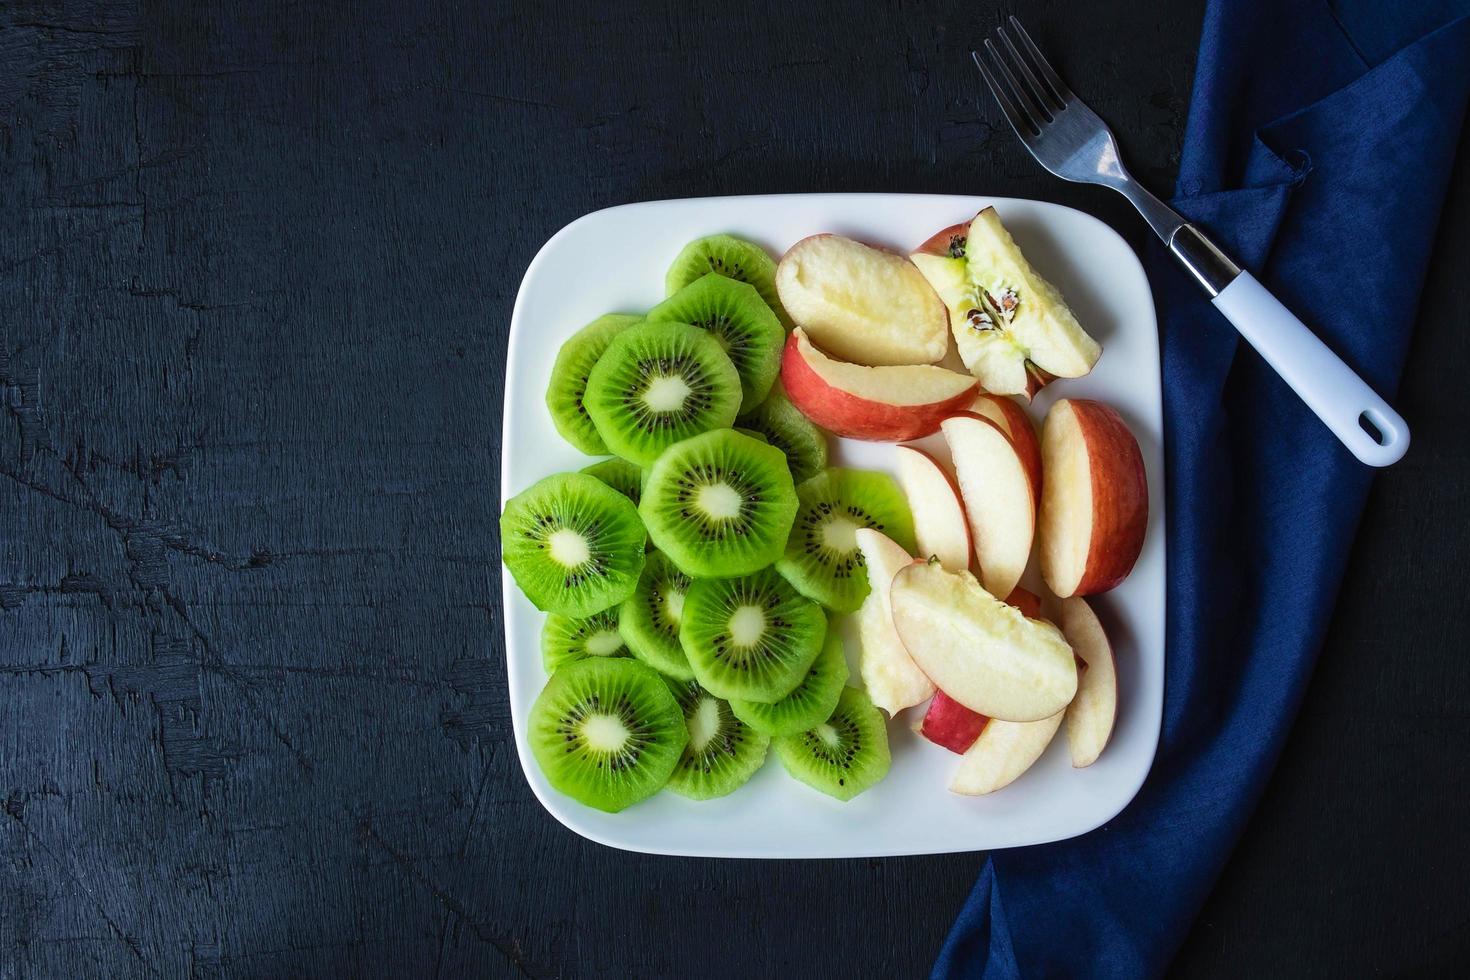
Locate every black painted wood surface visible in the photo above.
<box><xmin>3</xmin><ymin>2</ymin><xmax>1467</xmax><ymax>977</ymax></box>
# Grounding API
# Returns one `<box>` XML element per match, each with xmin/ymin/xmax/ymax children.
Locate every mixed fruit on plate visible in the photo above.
<box><xmin>502</xmin><ymin>208</ymin><xmax>1148</xmax><ymax>813</ymax></box>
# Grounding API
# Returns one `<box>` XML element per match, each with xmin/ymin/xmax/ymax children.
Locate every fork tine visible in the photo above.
<box><xmin>984</xmin><ymin>38</ymin><xmax>1050</xmax><ymax>128</ymax></box>
<box><xmin>997</xmin><ymin>25</ymin><xmax>1062</xmax><ymax>114</ymax></box>
<box><xmin>1007</xmin><ymin>16</ymin><xmax>1076</xmax><ymax>105</ymax></box>
<box><xmin>970</xmin><ymin>49</ymin><xmax>1037</xmax><ymax>137</ymax></box>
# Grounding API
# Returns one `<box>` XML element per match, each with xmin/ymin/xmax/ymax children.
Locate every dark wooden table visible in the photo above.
<box><xmin>4</xmin><ymin>2</ymin><xmax>1467</xmax><ymax>977</ymax></box>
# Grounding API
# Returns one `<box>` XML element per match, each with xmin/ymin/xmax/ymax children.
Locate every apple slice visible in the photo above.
<box><xmin>775</xmin><ymin>234</ymin><xmax>949</xmax><ymax>366</ymax></box>
<box><xmin>854</xmin><ymin>528</ymin><xmax>934</xmax><ymax>715</ymax></box>
<box><xmin>1039</xmin><ymin>399</ymin><xmax>1148</xmax><ymax>598</ymax></box>
<box><xmin>911</xmin><ymin>208</ymin><xmax>1100</xmax><ymax>397</ymax></box>
<box><xmin>969</xmin><ymin>393</ymin><xmax>1042</xmax><ymax>492</ymax></box>
<box><xmin>781</xmin><ymin>328</ymin><xmax>977</xmax><ymax>441</ymax></box>
<box><xmin>918</xmin><ymin>690</ymin><xmax>987</xmax><ymax>754</ymax></box>
<box><xmin>940</xmin><ymin>413</ymin><xmax>1038</xmax><ymax>599</ymax></box>
<box><xmin>890</xmin><ymin>560</ymin><xmax>1077</xmax><ymax>722</ymax></box>
<box><xmin>1060</xmin><ymin>596</ymin><xmax>1117</xmax><ymax>768</ymax></box>
<box><xmin>894</xmin><ymin>446</ymin><xmax>970</xmax><ymax>571</ymax></box>
<box><xmin>949</xmin><ymin>711</ymin><xmax>1063</xmax><ymax>795</ymax></box>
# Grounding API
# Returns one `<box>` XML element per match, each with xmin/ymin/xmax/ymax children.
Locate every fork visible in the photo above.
<box><xmin>972</xmin><ymin>17</ymin><xmax>1409</xmax><ymax>466</ymax></box>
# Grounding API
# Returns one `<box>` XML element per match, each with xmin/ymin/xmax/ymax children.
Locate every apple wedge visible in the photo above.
<box><xmin>940</xmin><ymin>413</ymin><xmax>1038</xmax><ymax>599</ymax></box>
<box><xmin>894</xmin><ymin>446</ymin><xmax>970</xmax><ymax>571</ymax></box>
<box><xmin>917</xmin><ymin>690</ymin><xmax>987</xmax><ymax>754</ymax></box>
<box><xmin>775</xmin><ymin>234</ymin><xmax>949</xmax><ymax>366</ymax></box>
<box><xmin>949</xmin><ymin>711</ymin><xmax>1064</xmax><ymax>795</ymax></box>
<box><xmin>1060</xmin><ymin>596</ymin><xmax>1117</xmax><ymax>768</ymax></box>
<box><xmin>911</xmin><ymin>208</ymin><xmax>1100</xmax><ymax>397</ymax></box>
<box><xmin>1039</xmin><ymin>399</ymin><xmax>1148</xmax><ymax>598</ymax></box>
<box><xmin>890</xmin><ymin>560</ymin><xmax>1076</xmax><ymax>722</ymax></box>
<box><xmin>854</xmin><ymin>528</ymin><xmax>934</xmax><ymax>715</ymax></box>
<box><xmin>781</xmin><ymin>328</ymin><xmax>977</xmax><ymax>441</ymax></box>
<box><xmin>969</xmin><ymin>393</ymin><xmax>1042</xmax><ymax>492</ymax></box>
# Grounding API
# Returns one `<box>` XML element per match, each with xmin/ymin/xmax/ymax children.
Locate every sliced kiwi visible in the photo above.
<box><xmin>500</xmin><ymin>472</ymin><xmax>646</xmax><ymax>617</ymax></box>
<box><xmin>666</xmin><ymin>234</ymin><xmax>787</xmax><ymax>326</ymax></box>
<box><xmin>542</xmin><ymin>609</ymin><xmax>630</xmax><ymax>673</ymax></box>
<box><xmin>620</xmin><ymin>550</ymin><xmax>696</xmax><ymax>680</ymax></box>
<box><xmin>734</xmin><ymin>427</ymin><xmax>769</xmax><ymax>444</ymax></box>
<box><xmin>777</xmin><ymin>468</ymin><xmax>915</xmax><ymax>613</ymax></box>
<box><xmin>546</xmin><ymin>314</ymin><xmax>642</xmax><ymax>455</ymax></box>
<box><xmin>680</xmin><ymin>567</ymin><xmax>827</xmax><ymax>703</ymax></box>
<box><xmin>773</xmin><ymin>686</ymin><xmax>890</xmax><ymax>801</ymax></box>
<box><xmin>663</xmin><ymin>677</ymin><xmax>770</xmax><ymax>800</ymax></box>
<box><xmin>580</xmin><ymin>457</ymin><xmax>643</xmax><ymax>506</ymax></box>
<box><xmin>648</xmin><ymin>273</ymin><xmax>783</xmax><ymax>412</ymax></box>
<box><xmin>528</xmin><ymin>657</ymin><xmax>687</xmax><ymax>812</ymax></box>
<box><xmin>584</xmin><ymin>321</ymin><xmax>742</xmax><ymax>467</ymax></box>
<box><xmin>640</xmin><ymin>429</ymin><xmax>797</xmax><ymax>578</ymax></box>
<box><xmin>729</xmin><ymin>621</ymin><xmax>848</xmax><ymax>737</ymax></box>
<box><xmin>736</xmin><ymin>384</ymin><xmax>830</xmax><ymax>484</ymax></box>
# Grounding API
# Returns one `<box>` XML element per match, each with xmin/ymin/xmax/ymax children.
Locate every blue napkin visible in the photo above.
<box><xmin>934</xmin><ymin>3</ymin><xmax>1470</xmax><ymax>977</ymax></box>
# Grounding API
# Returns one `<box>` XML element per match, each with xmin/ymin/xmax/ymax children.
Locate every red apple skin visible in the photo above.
<box><xmin>780</xmin><ymin>332</ymin><xmax>978</xmax><ymax>441</ymax></box>
<box><xmin>970</xmin><ymin>395</ymin><xmax>1043</xmax><ymax>499</ymax></box>
<box><xmin>919</xmin><ymin>690</ymin><xmax>989</xmax><ymax>754</ymax></box>
<box><xmin>1005</xmin><ymin>587</ymin><xmax>1043</xmax><ymax>620</ymax></box>
<box><xmin>1063</xmin><ymin>400</ymin><xmax>1148</xmax><ymax>596</ymax></box>
<box><xmin>913</xmin><ymin>221</ymin><xmax>970</xmax><ymax>258</ymax></box>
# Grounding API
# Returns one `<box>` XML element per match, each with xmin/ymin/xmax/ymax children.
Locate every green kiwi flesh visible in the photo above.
<box><xmin>729</xmin><ymin>621</ymin><xmax>848</xmax><ymax>736</ymax></box>
<box><xmin>580</xmin><ymin>457</ymin><xmax>643</xmax><ymax>506</ymax></box>
<box><xmin>773</xmin><ymin>686</ymin><xmax>890</xmax><ymax>801</ymax></box>
<box><xmin>663</xmin><ymin>677</ymin><xmax>770</xmax><ymax>800</ymax></box>
<box><xmin>584</xmin><ymin>321</ymin><xmax>741</xmax><ymax>467</ymax></box>
<box><xmin>546</xmin><ymin>314</ymin><xmax>642</xmax><ymax>455</ymax></box>
<box><xmin>640</xmin><ymin>429</ymin><xmax>797</xmax><ymax>578</ymax></box>
<box><xmin>777</xmin><ymin>468</ymin><xmax>915</xmax><ymax>613</ymax></box>
<box><xmin>500</xmin><ymin>472</ymin><xmax>646</xmax><ymax>617</ymax></box>
<box><xmin>648</xmin><ymin>273</ymin><xmax>783</xmax><ymax>412</ymax></box>
<box><xmin>665</xmin><ymin>234</ymin><xmax>787</xmax><ymax>327</ymax></box>
<box><xmin>736</xmin><ymin>384</ymin><xmax>830</xmax><ymax>484</ymax></box>
<box><xmin>679</xmin><ymin>567</ymin><xmax>827</xmax><ymax>703</ymax></box>
<box><xmin>619</xmin><ymin>550</ymin><xmax>696</xmax><ymax>680</ymax></box>
<box><xmin>528</xmin><ymin>658</ymin><xmax>687</xmax><ymax>812</ymax></box>
<box><xmin>542</xmin><ymin>609</ymin><xmax>629</xmax><ymax>673</ymax></box>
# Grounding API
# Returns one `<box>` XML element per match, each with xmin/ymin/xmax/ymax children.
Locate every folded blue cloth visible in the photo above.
<box><xmin>934</xmin><ymin>3</ymin><xmax>1470</xmax><ymax>977</ymax></box>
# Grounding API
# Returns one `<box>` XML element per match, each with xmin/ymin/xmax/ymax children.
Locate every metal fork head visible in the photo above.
<box><xmin>972</xmin><ymin>17</ymin><xmax>1129</xmax><ymax>189</ymax></box>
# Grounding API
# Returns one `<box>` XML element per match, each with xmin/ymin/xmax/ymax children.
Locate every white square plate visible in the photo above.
<box><xmin>503</xmin><ymin>193</ymin><xmax>1165</xmax><ymax>858</ymax></box>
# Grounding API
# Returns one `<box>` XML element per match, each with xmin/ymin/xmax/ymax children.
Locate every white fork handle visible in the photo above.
<box><xmin>1211</xmin><ymin>272</ymin><xmax>1410</xmax><ymax>466</ymax></box>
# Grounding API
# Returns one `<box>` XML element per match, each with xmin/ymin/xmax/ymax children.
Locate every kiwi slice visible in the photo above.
<box><xmin>500</xmin><ymin>472</ymin><xmax>646</xmax><ymax>618</ymax></box>
<box><xmin>640</xmin><ymin>429</ymin><xmax>798</xmax><ymax>578</ymax></box>
<box><xmin>777</xmin><ymin>468</ymin><xmax>915</xmax><ymax>613</ymax></box>
<box><xmin>773</xmin><ymin>686</ymin><xmax>890</xmax><ymax>801</ymax></box>
<box><xmin>584</xmin><ymin>321</ymin><xmax>742</xmax><ymax>467</ymax></box>
<box><xmin>663</xmin><ymin>677</ymin><xmax>770</xmax><ymax>800</ymax></box>
<box><xmin>734</xmin><ymin>427</ymin><xmax>769</xmax><ymax>444</ymax></box>
<box><xmin>679</xmin><ymin>567</ymin><xmax>827</xmax><ymax>703</ymax></box>
<box><xmin>542</xmin><ymin>609</ymin><xmax>629</xmax><ymax>673</ymax></box>
<box><xmin>666</xmin><ymin>234</ymin><xmax>788</xmax><ymax>326</ymax></box>
<box><xmin>528</xmin><ymin>657</ymin><xmax>687</xmax><ymax>812</ymax></box>
<box><xmin>580</xmin><ymin>457</ymin><xmax>642</xmax><ymax>506</ymax></box>
<box><xmin>736</xmin><ymin>384</ymin><xmax>830</xmax><ymax>484</ymax></box>
<box><xmin>620</xmin><ymin>550</ymin><xmax>696</xmax><ymax>680</ymax></box>
<box><xmin>729</xmin><ymin>621</ymin><xmax>849</xmax><ymax>736</ymax></box>
<box><xmin>648</xmin><ymin>273</ymin><xmax>783</xmax><ymax>413</ymax></box>
<box><xmin>546</xmin><ymin>314</ymin><xmax>642</xmax><ymax>455</ymax></box>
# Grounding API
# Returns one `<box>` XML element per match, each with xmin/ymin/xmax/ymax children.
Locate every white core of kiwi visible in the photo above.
<box><xmin>581</xmin><ymin>714</ymin><xmax>630</xmax><ymax>751</ymax></box>
<box><xmin>585</xmin><ymin>630</ymin><xmax>624</xmax><ymax>657</ymax></box>
<box><xmin>697</xmin><ymin>482</ymin><xmax>743</xmax><ymax>520</ymax></box>
<box><xmin>815</xmin><ymin>723</ymin><xmax>840</xmax><ymax>748</ymax></box>
<box><xmin>820</xmin><ymin>517</ymin><xmax>860</xmax><ymax>553</ymax></box>
<box><xmin>549</xmin><ymin>528</ymin><xmax>591</xmax><ymax>567</ymax></box>
<box><xmin>729</xmin><ymin>605</ymin><xmax>767</xmax><ymax>647</ymax></box>
<box><xmin>688</xmin><ymin>696</ymin><xmax>722</xmax><ymax>752</ymax></box>
<box><xmin>643</xmin><ymin>375</ymin><xmax>691</xmax><ymax>412</ymax></box>
<box><xmin>664</xmin><ymin>589</ymin><xmax>685</xmax><ymax>627</ymax></box>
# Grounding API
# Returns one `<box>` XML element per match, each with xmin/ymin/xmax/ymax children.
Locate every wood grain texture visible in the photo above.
<box><xmin>1</xmin><ymin>1</ymin><xmax>1464</xmax><ymax>977</ymax></box>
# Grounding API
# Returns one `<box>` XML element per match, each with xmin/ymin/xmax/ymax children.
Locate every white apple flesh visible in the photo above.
<box><xmin>890</xmin><ymin>560</ymin><xmax>1077</xmax><ymax>723</ymax></box>
<box><xmin>1060</xmin><ymin>596</ymin><xmax>1117</xmax><ymax>768</ymax></box>
<box><xmin>940</xmin><ymin>413</ymin><xmax>1037</xmax><ymax>600</ymax></box>
<box><xmin>854</xmin><ymin>528</ymin><xmax>934</xmax><ymax>715</ymax></box>
<box><xmin>775</xmin><ymin>234</ymin><xmax>949</xmax><ymax>366</ymax></box>
<box><xmin>893</xmin><ymin>445</ymin><xmax>971</xmax><ymax>571</ymax></box>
